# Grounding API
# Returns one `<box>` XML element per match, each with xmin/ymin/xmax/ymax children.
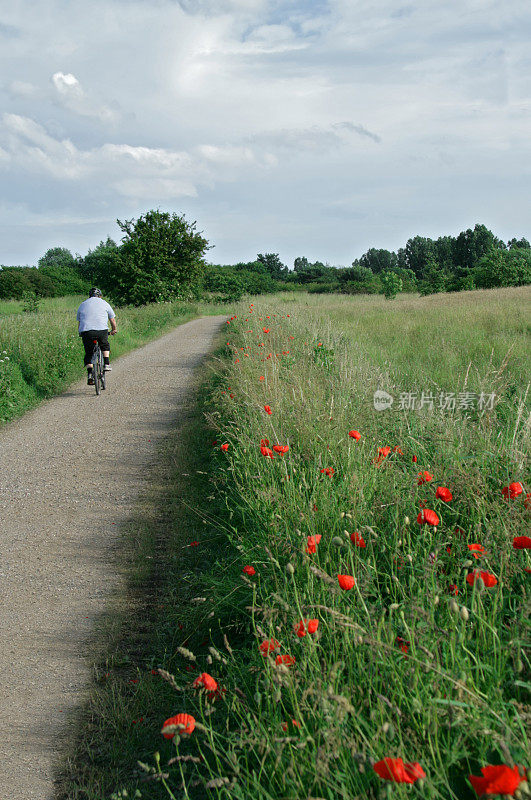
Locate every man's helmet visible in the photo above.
<box><xmin>89</xmin><ymin>287</ymin><xmax>103</xmax><ymax>298</ymax></box>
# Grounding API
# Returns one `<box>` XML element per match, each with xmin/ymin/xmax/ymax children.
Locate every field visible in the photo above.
<box><xmin>59</xmin><ymin>286</ymin><xmax>530</xmax><ymax>800</ymax></box>
<box><xmin>0</xmin><ymin>295</ymin><xmax>225</xmax><ymax>424</ymax></box>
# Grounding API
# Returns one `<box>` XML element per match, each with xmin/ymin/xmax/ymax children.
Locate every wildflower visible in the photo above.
<box><xmin>264</xmin><ymin>405</ymin><xmax>272</xmax><ymax>415</ymax></box>
<box><xmin>412</xmin><ymin>455</ymin><xmax>418</xmax><ymax>462</ymax></box>
<box><xmin>393</xmin><ymin>446</ymin><xmax>403</xmax><ymax>454</ymax></box>
<box><xmin>447</xmin><ymin>584</ymin><xmax>459</xmax><ymax>595</ymax></box>
<box><xmin>161</xmin><ymin>713</ymin><xmax>195</xmax><ymax>739</ymax></box>
<box><xmin>193</xmin><ymin>673</ymin><xmax>218</xmax><ymax>693</ymax></box>
<box><xmin>260</xmin><ymin>438</ymin><xmax>269</xmax><ymax>446</ymax></box>
<box><xmin>273</xmin><ymin>444</ymin><xmax>289</xmax><ymax>454</ymax></box>
<box><xmin>468</xmin><ymin>544</ymin><xmax>486</xmax><ymax>559</ymax></box>
<box><xmin>417</xmin><ymin>471</ymin><xmax>433</xmax><ymax>484</ymax></box>
<box><xmin>221</xmin><ymin>443</ymin><xmax>229</xmax><ymax>451</ymax></box>
<box><xmin>349</xmin><ymin>430</ymin><xmax>361</xmax><ymax>440</ymax></box>
<box><xmin>321</xmin><ymin>467</ymin><xmax>335</xmax><ymax>477</ymax></box>
<box><xmin>259</xmin><ymin>638</ymin><xmax>280</xmax><ymax>656</ymax></box>
<box><xmin>513</xmin><ymin>536</ymin><xmax>531</xmax><ymax>549</ymax></box>
<box><xmin>281</xmin><ymin>719</ymin><xmax>301</xmax><ymax>731</ymax></box>
<box><xmin>468</xmin><ymin>764</ymin><xmax>526</xmax><ymax>796</ymax></box>
<box><xmin>337</xmin><ymin>574</ymin><xmax>355</xmax><ymax>590</ymax></box>
<box><xmin>260</xmin><ymin>446</ymin><xmax>275</xmax><ymax>458</ymax></box>
<box><xmin>502</xmin><ymin>482</ymin><xmax>524</xmax><ymax>500</ymax></box>
<box><xmin>395</xmin><ymin>636</ymin><xmax>410</xmax><ymax>654</ymax></box>
<box><xmin>243</xmin><ymin>565</ymin><xmax>256</xmax><ymax>576</ymax></box>
<box><xmin>417</xmin><ymin>509</ymin><xmax>440</xmax><ymax>526</ymax></box>
<box><xmin>466</xmin><ymin>570</ymin><xmax>498</xmax><ymax>588</ymax></box>
<box><xmin>373</xmin><ymin>758</ymin><xmax>426</xmax><ymax>784</ymax></box>
<box><xmin>350</xmin><ymin>531</ymin><xmax>366</xmax><ymax>548</ymax></box>
<box><xmin>259</xmin><ymin>376</ymin><xmax>265</xmax><ymax>381</ymax></box>
<box><xmin>436</xmin><ymin>486</ymin><xmax>453</xmax><ymax>502</ymax></box>
<box><xmin>373</xmin><ymin>446</ymin><xmax>391</xmax><ymax>465</ymax></box>
<box><xmin>305</xmin><ymin>534</ymin><xmax>321</xmax><ymax>554</ymax></box>
<box><xmin>263</xmin><ymin>327</ymin><xmax>270</xmax><ymax>333</ymax></box>
<box><xmin>275</xmin><ymin>654</ymin><xmax>296</xmax><ymax>665</ymax></box>
<box><xmin>295</xmin><ymin>618</ymin><xmax>319</xmax><ymax>637</ymax></box>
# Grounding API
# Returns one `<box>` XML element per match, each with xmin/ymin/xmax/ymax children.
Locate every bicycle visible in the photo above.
<box><xmin>91</xmin><ymin>338</ymin><xmax>106</xmax><ymax>395</ymax></box>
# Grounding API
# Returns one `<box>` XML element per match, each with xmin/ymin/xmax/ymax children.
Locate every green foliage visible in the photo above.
<box><xmin>379</xmin><ymin>270</ymin><xmax>403</xmax><ymax>299</ymax></box>
<box><xmin>475</xmin><ymin>247</ymin><xmax>531</xmax><ymax>289</ymax></box>
<box><xmin>21</xmin><ymin>291</ymin><xmax>41</xmax><ymax>313</ymax></box>
<box><xmin>38</xmin><ymin>247</ymin><xmax>89</xmax><ymax>295</ymax></box>
<box><xmin>359</xmin><ymin>247</ymin><xmax>398</xmax><ymax>273</ymax></box>
<box><xmin>114</xmin><ymin>210</ymin><xmax>210</xmax><ymax>305</ymax></box>
<box><xmin>256</xmin><ymin>252</ymin><xmax>288</xmax><ymax>280</ymax></box>
<box><xmin>0</xmin><ymin>268</ymin><xmax>33</xmax><ymax>299</ymax></box>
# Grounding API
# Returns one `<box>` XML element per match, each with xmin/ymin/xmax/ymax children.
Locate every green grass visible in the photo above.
<box><xmin>0</xmin><ymin>295</ymin><xmax>226</xmax><ymax>425</ymax></box>
<box><xmin>56</xmin><ymin>287</ymin><xmax>530</xmax><ymax>800</ymax></box>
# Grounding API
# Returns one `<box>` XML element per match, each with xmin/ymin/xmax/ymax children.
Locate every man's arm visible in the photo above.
<box><xmin>109</xmin><ymin>316</ymin><xmax>117</xmax><ymax>335</ymax></box>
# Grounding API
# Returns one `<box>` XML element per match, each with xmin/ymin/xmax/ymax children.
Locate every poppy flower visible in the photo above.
<box><xmin>281</xmin><ymin>719</ymin><xmax>301</xmax><ymax>731</ymax></box>
<box><xmin>395</xmin><ymin>636</ymin><xmax>410</xmax><ymax>654</ymax></box>
<box><xmin>295</xmin><ymin>618</ymin><xmax>319</xmax><ymax>637</ymax></box>
<box><xmin>447</xmin><ymin>584</ymin><xmax>459</xmax><ymax>595</ymax></box>
<box><xmin>393</xmin><ymin>446</ymin><xmax>403</xmax><ymax>454</ymax></box>
<box><xmin>264</xmin><ymin>405</ymin><xmax>272</xmax><ymax>415</ymax></box>
<box><xmin>469</xmin><ymin>764</ymin><xmax>526</xmax><ymax>796</ymax></box>
<box><xmin>373</xmin><ymin>446</ymin><xmax>392</xmax><ymax>464</ymax></box>
<box><xmin>513</xmin><ymin>536</ymin><xmax>531</xmax><ymax>549</ymax></box>
<box><xmin>466</xmin><ymin>570</ymin><xmax>498</xmax><ymax>588</ymax></box>
<box><xmin>373</xmin><ymin>758</ymin><xmax>426</xmax><ymax>784</ymax></box>
<box><xmin>260</xmin><ymin>446</ymin><xmax>275</xmax><ymax>458</ymax></box>
<box><xmin>259</xmin><ymin>638</ymin><xmax>280</xmax><ymax>656</ymax></box>
<box><xmin>417</xmin><ymin>509</ymin><xmax>440</xmax><ymax>526</ymax></box>
<box><xmin>243</xmin><ymin>565</ymin><xmax>256</xmax><ymax>576</ymax></box>
<box><xmin>221</xmin><ymin>443</ymin><xmax>229</xmax><ymax>451</ymax></box>
<box><xmin>321</xmin><ymin>467</ymin><xmax>335</xmax><ymax>477</ymax></box>
<box><xmin>349</xmin><ymin>430</ymin><xmax>361</xmax><ymax>440</ymax></box>
<box><xmin>273</xmin><ymin>445</ymin><xmax>289</xmax><ymax>454</ymax></box>
<box><xmin>350</xmin><ymin>531</ymin><xmax>366</xmax><ymax>548</ymax></box>
<box><xmin>161</xmin><ymin>713</ymin><xmax>195</xmax><ymax>739</ymax></box>
<box><xmin>417</xmin><ymin>471</ymin><xmax>433</xmax><ymax>485</ymax></box>
<box><xmin>259</xmin><ymin>376</ymin><xmax>265</xmax><ymax>381</ymax></box>
<box><xmin>412</xmin><ymin>455</ymin><xmax>418</xmax><ymax>463</ymax></box>
<box><xmin>275</xmin><ymin>654</ymin><xmax>296</xmax><ymax>666</ymax></box>
<box><xmin>188</xmin><ymin>541</ymin><xmax>199</xmax><ymax>547</ymax></box>
<box><xmin>338</xmin><ymin>574</ymin><xmax>355</xmax><ymax>590</ymax></box>
<box><xmin>468</xmin><ymin>544</ymin><xmax>486</xmax><ymax>559</ymax></box>
<box><xmin>502</xmin><ymin>482</ymin><xmax>524</xmax><ymax>500</ymax></box>
<box><xmin>260</xmin><ymin>438</ymin><xmax>269</xmax><ymax>446</ymax></box>
<box><xmin>305</xmin><ymin>534</ymin><xmax>321</xmax><ymax>554</ymax></box>
<box><xmin>193</xmin><ymin>672</ymin><xmax>218</xmax><ymax>693</ymax></box>
<box><xmin>436</xmin><ymin>486</ymin><xmax>453</xmax><ymax>502</ymax></box>
<box><xmin>263</xmin><ymin>327</ymin><xmax>270</xmax><ymax>333</ymax></box>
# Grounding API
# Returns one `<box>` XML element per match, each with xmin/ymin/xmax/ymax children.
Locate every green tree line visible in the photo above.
<box><xmin>1</xmin><ymin>214</ymin><xmax>529</xmax><ymax>306</ymax></box>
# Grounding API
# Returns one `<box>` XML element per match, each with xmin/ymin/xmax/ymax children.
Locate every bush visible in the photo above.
<box><xmin>0</xmin><ymin>268</ymin><xmax>33</xmax><ymax>299</ymax></box>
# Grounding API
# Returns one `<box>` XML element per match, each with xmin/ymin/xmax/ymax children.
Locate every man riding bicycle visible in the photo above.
<box><xmin>76</xmin><ymin>288</ymin><xmax>117</xmax><ymax>385</ymax></box>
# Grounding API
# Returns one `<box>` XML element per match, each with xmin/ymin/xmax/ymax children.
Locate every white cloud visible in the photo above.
<box><xmin>50</xmin><ymin>71</ymin><xmax>119</xmax><ymax>123</ymax></box>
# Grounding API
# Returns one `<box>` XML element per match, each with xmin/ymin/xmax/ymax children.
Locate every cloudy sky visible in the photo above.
<box><xmin>1</xmin><ymin>0</ymin><xmax>530</xmax><ymax>267</ymax></box>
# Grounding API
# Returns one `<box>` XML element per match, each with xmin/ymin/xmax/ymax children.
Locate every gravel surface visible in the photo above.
<box><xmin>0</xmin><ymin>315</ymin><xmax>224</xmax><ymax>800</ymax></box>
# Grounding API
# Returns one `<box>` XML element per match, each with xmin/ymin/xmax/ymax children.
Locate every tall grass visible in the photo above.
<box><xmin>128</xmin><ymin>287</ymin><xmax>529</xmax><ymax>800</ymax></box>
<box><xmin>0</xmin><ymin>295</ymin><xmax>225</xmax><ymax>424</ymax></box>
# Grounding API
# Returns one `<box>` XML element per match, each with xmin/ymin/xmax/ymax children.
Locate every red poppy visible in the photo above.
<box><xmin>305</xmin><ymin>534</ymin><xmax>322</xmax><ymax>554</ymax></box>
<box><xmin>264</xmin><ymin>405</ymin><xmax>272</xmax><ymax>415</ymax></box>
<box><xmin>373</xmin><ymin>446</ymin><xmax>391</xmax><ymax>464</ymax></box>
<box><xmin>193</xmin><ymin>672</ymin><xmax>218</xmax><ymax>693</ymax></box>
<box><xmin>513</xmin><ymin>536</ymin><xmax>531</xmax><ymax>549</ymax></box>
<box><xmin>448</xmin><ymin>584</ymin><xmax>459</xmax><ymax>595</ymax></box>
<box><xmin>393</xmin><ymin>446</ymin><xmax>403</xmax><ymax>454</ymax></box>
<box><xmin>436</xmin><ymin>486</ymin><xmax>453</xmax><ymax>502</ymax></box>
<box><xmin>221</xmin><ymin>443</ymin><xmax>229</xmax><ymax>451</ymax></box>
<box><xmin>260</xmin><ymin>438</ymin><xmax>269</xmax><ymax>446</ymax></box>
<box><xmin>259</xmin><ymin>638</ymin><xmax>280</xmax><ymax>656</ymax></box>
<box><xmin>295</xmin><ymin>618</ymin><xmax>319</xmax><ymax>637</ymax></box>
<box><xmin>260</xmin><ymin>446</ymin><xmax>275</xmax><ymax>458</ymax></box>
<box><xmin>188</xmin><ymin>541</ymin><xmax>199</xmax><ymax>547</ymax></box>
<box><xmin>273</xmin><ymin>444</ymin><xmax>289</xmax><ymax>454</ymax></box>
<box><xmin>281</xmin><ymin>719</ymin><xmax>301</xmax><ymax>731</ymax></box>
<box><xmin>321</xmin><ymin>467</ymin><xmax>335</xmax><ymax>477</ymax></box>
<box><xmin>502</xmin><ymin>482</ymin><xmax>524</xmax><ymax>500</ymax></box>
<box><xmin>466</xmin><ymin>570</ymin><xmax>498</xmax><ymax>588</ymax></box>
<box><xmin>349</xmin><ymin>430</ymin><xmax>361</xmax><ymax>440</ymax></box>
<box><xmin>263</xmin><ymin>327</ymin><xmax>270</xmax><ymax>333</ymax></box>
<box><xmin>468</xmin><ymin>543</ymin><xmax>486</xmax><ymax>559</ymax></box>
<box><xmin>469</xmin><ymin>764</ymin><xmax>526</xmax><ymax>796</ymax></box>
<box><xmin>417</xmin><ymin>471</ymin><xmax>433</xmax><ymax>485</ymax></box>
<box><xmin>395</xmin><ymin>636</ymin><xmax>410</xmax><ymax>654</ymax></box>
<box><xmin>338</xmin><ymin>574</ymin><xmax>355</xmax><ymax>590</ymax></box>
<box><xmin>350</xmin><ymin>531</ymin><xmax>366</xmax><ymax>548</ymax></box>
<box><xmin>161</xmin><ymin>713</ymin><xmax>195</xmax><ymax>739</ymax></box>
<box><xmin>412</xmin><ymin>455</ymin><xmax>418</xmax><ymax>463</ymax></box>
<box><xmin>373</xmin><ymin>758</ymin><xmax>426</xmax><ymax>784</ymax></box>
<box><xmin>417</xmin><ymin>509</ymin><xmax>440</xmax><ymax>526</ymax></box>
<box><xmin>259</xmin><ymin>376</ymin><xmax>265</xmax><ymax>381</ymax></box>
<box><xmin>243</xmin><ymin>565</ymin><xmax>256</xmax><ymax>576</ymax></box>
<box><xmin>275</xmin><ymin>654</ymin><xmax>296</xmax><ymax>666</ymax></box>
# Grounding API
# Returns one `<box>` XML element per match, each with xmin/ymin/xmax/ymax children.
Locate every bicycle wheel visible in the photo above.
<box><xmin>92</xmin><ymin>344</ymin><xmax>100</xmax><ymax>395</ymax></box>
<box><xmin>99</xmin><ymin>348</ymin><xmax>106</xmax><ymax>390</ymax></box>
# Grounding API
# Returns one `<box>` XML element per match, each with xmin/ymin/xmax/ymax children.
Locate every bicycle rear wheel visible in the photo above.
<box><xmin>92</xmin><ymin>344</ymin><xmax>101</xmax><ymax>395</ymax></box>
<box><xmin>99</xmin><ymin>349</ymin><xmax>106</xmax><ymax>391</ymax></box>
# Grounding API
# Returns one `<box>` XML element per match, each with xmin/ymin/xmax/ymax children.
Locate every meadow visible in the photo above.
<box><xmin>0</xmin><ymin>295</ymin><xmax>225</xmax><ymax>424</ymax></box>
<box><xmin>59</xmin><ymin>286</ymin><xmax>530</xmax><ymax>800</ymax></box>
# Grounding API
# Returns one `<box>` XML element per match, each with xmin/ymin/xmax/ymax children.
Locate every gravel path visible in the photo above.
<box><xmin>0</xmin><ymin>315</ymin><xmax>224</xmax><ymax>800</ymax></box>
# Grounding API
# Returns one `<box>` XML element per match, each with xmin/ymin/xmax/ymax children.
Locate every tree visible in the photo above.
<box><xmin>404</xmin><ymin>236</ymin><xmax>437</xmax><ymax>277</ymax></box>
<box><xmin>37</xmin><ymin>246</ymin><xmax>89</xmax><ymax>295</ymax></box>
<box><xmin>256</xmin><ymin>253</ymin><xmax>288</xmax><ymax>280</ymax></box>
<box><xmin>293</xmin><ymin>256</ymin><xmax>310</xmax><ymax>273</ymax></box>
<box><xmin>475</xmin><ymin>247</ymin><xmax>531</xmax><ymax>288</ymax></box>
<box><xmin>507</xmin><ymin>237</ymin><xmax>530</xmax><ymax>250</ymax></box>
<box><xmin>115</xmin><ymin>210</ymin><xmax>210</xmax><ymax>305</ymax></box>
<box><xmin>359</xmin><ymin>248</ymin><xmax>398</xmax><ymax>274</ymax></box>
<box><xmin>79</xmin><ymin>238</ymin><xmax>121</xmax><ymax>295</ymax></box>
<box><xmin>418</xmin><ymin>254</ymin><xmax>449</xmax><ymax>295</ymax></box>
<box><xmin>0</xmin><ymin>268</ymin><xmax>33</xmax><ymax>299</ymax></box>
<box><xmin>380</xmin><ymin>271</ymin><xmax>403</xmax><ymax>299</ymax></box>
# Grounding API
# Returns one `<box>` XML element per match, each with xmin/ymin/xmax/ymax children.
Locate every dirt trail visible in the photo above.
<box><xmin>0</xmin><ymin>315</ymin><xmax>224</xmax><ymax>800</ymax></box>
